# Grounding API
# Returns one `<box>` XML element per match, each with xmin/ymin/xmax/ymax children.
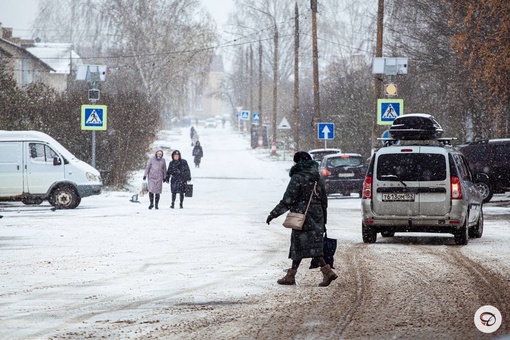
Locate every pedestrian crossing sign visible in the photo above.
<box><xmin>377</xmin><ymin>99</ymin><xmax>404</xmax><ymax>125</ymax></box>
<box><xmin>81</xmin><ymin>105</ymin><xmax>107</xmax><ymax>130</ymax></box>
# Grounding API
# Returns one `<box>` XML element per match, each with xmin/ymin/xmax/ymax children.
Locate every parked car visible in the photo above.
<box><xmin>457</xmin><ymin>139</ymin><xmax>510</xmax><ymax>203</ymax></box>
<box><xmin>0</xmin><ymin>130</ymin><xmax>102</xmax><ymax>209</ymax></box>
<box><xmin>319</xmin><ymin>153</ymin><xmax>367</xmax><ymax>196</ymax></box>
<box><xmin>204</xmin><ymin>118</ymin><xmax>217</xmax><ymax>128</ymax></box>
<box><xmin>308</xmin><ymin>148</ymin><xmax>341</xmax><ymax>162</ymax></box>
<box><xmin>361</xmin><ymin>114</ymin><xmax>486</xmax><ymax>245</ymax></box>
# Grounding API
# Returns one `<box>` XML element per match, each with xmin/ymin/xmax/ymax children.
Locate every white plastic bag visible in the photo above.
<box><xmin>139</xmin><ymin>181</ymin><xmax>149</xmax><ymax>196</ymax></box>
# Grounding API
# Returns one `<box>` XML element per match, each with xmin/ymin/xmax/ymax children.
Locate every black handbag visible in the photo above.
<box><xmin>185</xmin><ymin>183</ymin><xmax>193</xmax><ymax>197</ymax></box>
<box><xmin>310</xmin><ymin>231</ymin><xmax>337</xmax><ymax>269</ymax></box>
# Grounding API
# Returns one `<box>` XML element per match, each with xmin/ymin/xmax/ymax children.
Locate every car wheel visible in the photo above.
<box><xmin>381</xmin><ymin>231</ymin><xmax>395</xmax><ymax>237</ymax></box>
<box><xmin>469</xmin><ymin>210</ymin><xmax>484</xmax><ymax>238</ymax></box>
<box><xmin>454</xmin><ymin>218</ymin><xmax>469</xmax><ymax>245</ymax></box>
<box><xmin>362</xmin><ymin>223</ymin><xmax>377</xmax><ymax>243</ymax></box>
<box><xmin>475</xmin><ymin>182</ymin><xmax>493</xmax><ymax>203</ymax></box>
<box><xmin>51</xmin><ymin>186</ymin><xmax>81</xmax><ymax>209</ymax></box>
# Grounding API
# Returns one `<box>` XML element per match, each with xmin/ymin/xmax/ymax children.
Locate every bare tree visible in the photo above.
<box><xmin>33</xmin><ymin>0</ymin><xmax>218</xmax><ymax>117</ymax></box>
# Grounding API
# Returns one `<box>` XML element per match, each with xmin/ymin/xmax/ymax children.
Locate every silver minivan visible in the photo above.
<box><xmin>361</xmin><ymin>114</ymin><xmax>485</xmax><ymax>245</ymax></box>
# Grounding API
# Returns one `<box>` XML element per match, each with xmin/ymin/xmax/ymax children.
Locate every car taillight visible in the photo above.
<box><xmin>321</xmin><ymin>169</ymin><xmax>331</xmax><ymax>176</ymax></box>
<box><xmin>362</xmin><ymin>176</ymin><xmax>372</xmax><ymax>199</ymax></box>
<box><xmin>451</xmin><ymin>176</ymin><xmax>463</xmax><ymax>199</ymax></box>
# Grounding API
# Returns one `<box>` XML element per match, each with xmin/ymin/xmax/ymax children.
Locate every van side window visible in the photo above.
<box><xmin>29</xmin><ymin>143</ymin><xmax>58</xmax><ymax>164</ymax></box>
<box><xmin>451</xmin><ymin>154</ymin><xmax>471</xmax><ymax>182</ymax></box>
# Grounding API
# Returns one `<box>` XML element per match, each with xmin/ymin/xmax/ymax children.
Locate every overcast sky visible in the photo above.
<box><xmin>0</xmin><ymin>0</ymin><xmax>234</xmax><ymax>39</ymax></box>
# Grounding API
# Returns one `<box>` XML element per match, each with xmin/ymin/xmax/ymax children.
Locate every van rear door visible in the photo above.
<box><xmin>0</xmin><ymin>142</ymin><xmax>24</xmax><ymax>197</ymax></box>
<box><xmin>417</xmin><ymin>146</ymin><xmax>449</xmax><ymax>216</ymax></box>
<box><xmin>373</xmin><ymin>146</ymin><xmax>449</xmax><ymax>216</ymax></box>
<box><xmin>25</xmin><ymin>142</ymin><xmax>65</xmax><ymax>194</ymax></box>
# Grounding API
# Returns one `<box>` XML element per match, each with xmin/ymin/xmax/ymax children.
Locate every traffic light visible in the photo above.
<box><xmin>384</xmin><ymin>83</ymin><xmax>397</xmax><ymax>96</ymax></box>
<box><xmin>88</xmin><ymin>89</ymin><xmax>100</xmax><ymax>101</ymax></box>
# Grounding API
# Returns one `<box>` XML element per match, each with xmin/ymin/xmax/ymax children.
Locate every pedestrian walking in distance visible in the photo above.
<box><xmin>266</xmin><ymin>151</ymin><xmax>337</xmax><ymax>287</ymax></box>
<box><xmin>190</xmin><ymin>126</ymin><xmax>198</xmax><ymax>146</ymax></box>
<box><xmin>191</xmin><ymin>130</ymin><xmax>200</xmax><ymax>147</ymax></box>
<box><xmin>192</xmin><ymin>141</ymin><xmax>203</xmax><ymax>168</ymax></box>
<box><xmin>143</xmin><ymin>150</ymin><xmax>167</xmax><ymax>210</ymax></box>
<box><xmin>165</xmin><ymin>150</ymin><xmax>191</xmax><ymax>209</ymax></box>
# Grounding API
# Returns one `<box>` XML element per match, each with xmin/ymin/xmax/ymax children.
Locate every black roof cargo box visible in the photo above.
<box><xmin>389</xmin><ymin>113</ymin><xmax>444</xmax><ymax>140</ymax></box>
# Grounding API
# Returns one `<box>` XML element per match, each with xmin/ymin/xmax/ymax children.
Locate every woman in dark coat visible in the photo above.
<box><xmin>165</xmin><ymin>150</ymin><xmax>191</xmax><ymax>209</ymax></box>
<box><xmin>143</xmin><ymin>150</ymin><xmax>167</xmax><ymax>209</ymax></box>
<box><xmin>266</xmin><ymin>151</ymin><xmax>337</xmax><ymax>287</ymax></box>
<box><xmin>192</xmin><ymin>141</ymin><xmax>203</xmax><ymax>168</ymax></box>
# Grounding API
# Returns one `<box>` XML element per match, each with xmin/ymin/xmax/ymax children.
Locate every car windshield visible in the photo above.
<box><xmin>326</xmin><ymin>156</ymin><xmax>362</xmax><ymax>167</ymax></box>
<box><xmin>377</xmin><ymin>153</ymin><xmax>446</xmax><ymax>181</ymax></box>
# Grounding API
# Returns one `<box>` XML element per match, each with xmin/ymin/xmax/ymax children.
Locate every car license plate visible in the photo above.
<box><xmin>382</xmin><ymin>193</ymin><xmax>415</xmax><ymax>201</ymax></box>
<box><xmin>338</xmin><ymin>173</ymin><xmax>354</xmax><ymax>178</ymax></box>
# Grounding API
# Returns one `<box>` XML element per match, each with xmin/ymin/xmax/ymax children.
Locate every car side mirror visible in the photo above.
<box><xmin>53</xmin><ymin>156</ymin><xmax>62</xmax><ymax>166</ymax></box>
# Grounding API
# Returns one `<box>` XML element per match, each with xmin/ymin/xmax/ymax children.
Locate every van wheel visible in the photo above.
<box><xmin>469</xmin><ymin>210</ymin><xmax>484</xmax><ymax>238</ymax></box>
<box><xmin>454</xmin><ymin>220</ymin><xmax>469</xmax><ymax>245</ymax></box>
<box><xmin>51</xmin><ymin>186</ymin><xmax>81</xmax><ymax>209</ymax></box>
<box><xmin>475</xmin><ymin>182</ymin><xmax>493</xmax><ymax>203</ymax></box>
<box><xmin>362</xmin><ymin>223</ymin><xmax>377</xmax><ymax>243</ymax></box>
<box><xmin>381</xmin><ymin>231</ymin><xmax>395</xmax><ymax>237</ymax></box>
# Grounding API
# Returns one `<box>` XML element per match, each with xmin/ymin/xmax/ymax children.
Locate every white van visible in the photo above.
<box><xmin>0</xmin><ymin>130</ymin><xmax>102</xmax><ymax>209</ymax></box>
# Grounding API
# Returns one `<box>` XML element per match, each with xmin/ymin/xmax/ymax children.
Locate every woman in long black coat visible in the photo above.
<box><xmin>192</xmin><ymin>141</ymin><xmax>203</xmax><ymax>168</ymax></box>
<box><xmin>266</xmin><ymin>151</ymin><xmax>337</xmax><ymax>287</ymax></box>
<box><xmin>165</xmin><ymin>150</ymin><xmax>191</xmax><ymax>209</ymax></box>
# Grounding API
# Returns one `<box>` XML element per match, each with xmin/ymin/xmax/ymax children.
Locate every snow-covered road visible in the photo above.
<box><xmin>1</xmin><ymin>124</ymin><xmax>509</xmax><ymax>339</ymax></box>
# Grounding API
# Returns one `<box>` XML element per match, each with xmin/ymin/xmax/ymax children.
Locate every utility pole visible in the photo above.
<box><xmin>250</xmin><ymin>44</ymin><xmax>254</xmax><ymax>126</ymax></box>
<box><xmin>372</xmin><ymin>0</ymin><xmax>385</xmax><ymax>148</ymax></box>
<box><xmin>311</xmin><ymin>0</ymin><xmax>321</xmax><ymax>148</ymax></box>
<box><xmin>258</xmin><ymin>39</ymin><xmax>264</xmax><ymax>147</ymax></box>
<box><xmin>294</xmin><ymin>2</ymin><xmax>300</xmax><ymax>152</ymax></box>
<box><xmin>272</xmin><ymin>21</ymin><xmax>279</xmax><ymax>146</ymax></box>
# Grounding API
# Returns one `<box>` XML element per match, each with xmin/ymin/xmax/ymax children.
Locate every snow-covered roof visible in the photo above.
<box><xmin>25</xmin><ymin>43</ymin><xmax>82</xmax><ymax>74</ymax></box>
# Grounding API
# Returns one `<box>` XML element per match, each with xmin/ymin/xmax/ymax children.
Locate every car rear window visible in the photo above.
<box><xmin>311</xmin><ymin>151</ymin><xmax>339</xmax><ymax>161</ymax></box>
<box><xmin>327</xmin><ymin>156</ymin><xmax>362</xmax><ymax>167</ymax></box>
<box><xmin>377</xmin><ymin>153</ymin><xmax>446</xmax><ymax>181</ymax></box>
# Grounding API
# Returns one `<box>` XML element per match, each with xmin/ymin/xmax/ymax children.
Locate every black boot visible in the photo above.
<box><xmin>155</xmin><ymin>194</ymin><xmax>160</xmax><ymax>209</ymax></box>
<box><xmin>148</xmin><ymin>193</ymin><xmax>154</xmax><ymax>209</ymax></box>
<box><xmin>180</xmin><ymin>193</ymin><xmax>184</xmax><ymax>209</ymax></box>
<box><xmin>171</xmin><ymin>193</ymin><xmax>176</xmax><ymax>209</ymax></box>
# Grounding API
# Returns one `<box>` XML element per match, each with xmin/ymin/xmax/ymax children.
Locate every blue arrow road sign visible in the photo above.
<box><xmin>318</xmin><ymin>122</ymin><xmax>335</xmax><ymax>140</ymax></box>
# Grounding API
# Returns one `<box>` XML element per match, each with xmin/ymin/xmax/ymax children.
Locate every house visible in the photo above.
<box><xmin>0</xmin><ymin>24</ymin><xmax>81</xmax><ymax>93</ymax></box>
<box><xmin>191</xmin><ymin>54</ymin><xmax>226</xmax><ymax>119</ymax></box>
<box><xmin>25</xmin><ymin>42</ymin><xmax>82</xmax><ymax>93</ymax></box>
<box><xmin>0</xmin><ymin>24</ymin><xmax>55</xmax><ymax>89</ymax></box>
